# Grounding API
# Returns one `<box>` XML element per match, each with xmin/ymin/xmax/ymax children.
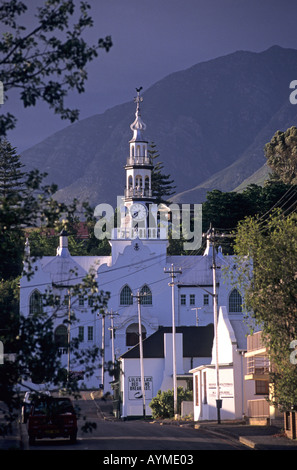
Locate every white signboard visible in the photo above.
<box><xmin>128</xmin><ymin>376</ymin><xmax>153</xmax><ymax>400</ymax></box>
<box><xmin>208</xmin><ymin>382</ymin><xmax>234</xmax><ymax>398</ymax></box>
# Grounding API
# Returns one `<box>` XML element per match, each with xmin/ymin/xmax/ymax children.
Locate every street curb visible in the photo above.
<box><xmin>239</xmin><ymin>436</ymin><xmax>257</xmax><ymax>449</ymax></box>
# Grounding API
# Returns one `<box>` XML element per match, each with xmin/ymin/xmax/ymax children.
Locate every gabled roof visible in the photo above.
<box><xmin>121</xmin><ymin>324</ymin><xmax>214</xmax><ymax>359</ymax></box>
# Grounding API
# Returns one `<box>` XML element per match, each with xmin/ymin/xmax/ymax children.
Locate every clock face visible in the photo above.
<box><xmin>130</xmin><ymin>203</ymin><xmax>147</xmax><ymax>221</ymax></box>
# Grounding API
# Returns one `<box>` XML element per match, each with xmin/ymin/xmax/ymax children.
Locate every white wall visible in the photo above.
<box><xmin>121</xmin><ymin>357</ymin><xmax>164</xmax><ymax>417</ymax></box>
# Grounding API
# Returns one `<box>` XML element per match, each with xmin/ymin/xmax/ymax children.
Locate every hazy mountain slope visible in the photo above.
<box><xmin>20</xmin><ymin>45</ymin><xmax>297</xmax><ymax>207</ymax></box>
<box><xmin>172</xmin><ymin>98</ymin><xmax>297</xmax><ymax>202</ymax></box>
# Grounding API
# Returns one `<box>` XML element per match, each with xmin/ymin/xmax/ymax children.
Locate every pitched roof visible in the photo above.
<box><xmin>121</xmin><ymin>324</ymin><xmax>214</xmax><ymax>359</ymax></box>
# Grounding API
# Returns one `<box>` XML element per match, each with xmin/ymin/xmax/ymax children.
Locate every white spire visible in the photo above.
<box><xmin>130</xmin><ymin>87</ymin><xmax>147</xmax><ymax>142</ymax></box>
<box><xmin>23</xmin><ymin>237</ymin><xmax>31</xmax><ymax>274</ymax></box>
<box><xmin>56</xmin><ymin>229</ymin><xmax>70</xmax><ymax>257</ymax></box>
<box><xmin>24</xmin><ymin>237</ymin><xmax>30</xmax><ymax>258</ymax></box>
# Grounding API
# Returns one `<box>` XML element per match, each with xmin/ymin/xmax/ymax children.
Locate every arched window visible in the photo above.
<box><xmin>54</xmin><ymin>325</ymin><xmax>68</xmax><ymax>348</ymax></box>
<box><xmin>135</xmin><ymin>175</ymin><xmax>142</xmax><ymax>188</ymax></box>
<box><xmin>229</xmin><ymin>289</ymin><xmax>243</xmax><ymax>313</ymax></box>
<box><xmin>140</xmin><ymin>284</ymin><xmax>152</xmax><ymax>305</ymax></box>
<box><xmin>29</xmin><ymin>289</ymin><xmax>43</xmax><ymax>315</ymax></box>
<box><xmin>144</xmin><ymin>176</ymin><xmax>150</xmax><ymax>190</ymax></box>
<box><xmin>128</xmin><ymin>175</ymin><xmax>133</xmax><ymax>188</ymax></box>
<box><xmin>120</xmin><ymin>285</ymin><xmax>133</xmax><ymax>305</ymax></box>
<box><xmin>126</xmin><ymin>323</ymin><xmax>146</xmax><ymax>347</ymax></box>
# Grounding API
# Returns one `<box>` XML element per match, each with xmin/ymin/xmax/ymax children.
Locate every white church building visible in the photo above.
<box><xmin>20</xmin><ymin>90</ymin><xmax>252</xmax><ymax>418</ymax></box>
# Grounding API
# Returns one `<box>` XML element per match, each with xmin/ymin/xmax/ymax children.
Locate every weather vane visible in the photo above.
<box><xmin>134</xmin><ymin>87</ymin><xmax>143</xmax><ymax>111</ymax></box>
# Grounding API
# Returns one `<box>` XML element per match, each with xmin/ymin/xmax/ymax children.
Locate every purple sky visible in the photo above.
<box><xmin>4</xmin><ymin>0</ymin><xmax>297</xmax><ymax>151</ymax></box>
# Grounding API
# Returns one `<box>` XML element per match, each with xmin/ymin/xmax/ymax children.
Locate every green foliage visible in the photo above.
<box><xmin>233</xmin><ymin>211</ymin><xmax>297</xmax><ymax>410</ymax></box>
<box><xmin>150</xmin><ymin>143</ymin><xmax>176</xmax><ymax>204</ymax></box>
<box><xmin>0</xmin><ymin>138</ymin><xmax>110</xmax><ymax>434</ymax></box>
<box><xmin>149</xmin><ymin>387</ymin><xmax>193</xmax><ymax>419</ymax></box>
<box><xmin>264</xmin><ymin>126</ymin><xmax>297</xmax><ymax>185</ymax></box>
<box><xmin>202</xmin><ymin>181</ymin><xmax>294</xmax><ymax>253</ymax></box>
<box><xmin>0</xmin><ymin>0</ymin><xmax>112</xmax><ymax>134</ymax></box>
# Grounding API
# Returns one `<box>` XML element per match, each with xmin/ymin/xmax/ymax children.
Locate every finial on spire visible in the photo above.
<box><xmin>134</xmin><ymin>87</ymin><xmax>143</xmax><ymax>113</ymax></box>
<box><xmin>130</xmin><ymin>87</ymin><xmax>146</xmax><ymax>141</ymax></box>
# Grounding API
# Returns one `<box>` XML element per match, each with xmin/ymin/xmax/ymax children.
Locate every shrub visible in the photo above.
<box><xmin>149</xmin><ymin>387</ymin><xmax>193</xmax><ymax>419</ymax></box>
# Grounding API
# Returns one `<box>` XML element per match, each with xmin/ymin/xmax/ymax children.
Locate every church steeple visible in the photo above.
<box><xmin>125</xmin><ymin>88</ymin><xmax>154</xmax><ymax>203</ymax></box>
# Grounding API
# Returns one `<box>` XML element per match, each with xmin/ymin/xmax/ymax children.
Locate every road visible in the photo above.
<box><xmin>20</xmin><ymin>392</ymin><xmax>247</xmax><ymax>452</ymax></box>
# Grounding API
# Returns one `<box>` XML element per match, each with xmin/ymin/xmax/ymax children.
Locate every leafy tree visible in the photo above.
<box><xmin>233</xmin><ymin>211</ymin><xmax>297</xmax><ymax>410</ymax></box>
<box><xmin>149</xmin><ymin>387</ymin><xmax>193</xmax><ymax>419</ymax></box>
<box><xmin>0</xmin><ymin>139</ymin><xmax>68</xmax><ymax>279</ymax></box>
<box><xmin>150</xmin><ymin>142</ymin><xmax>176</xmax><ymax>204</ymax></box>
<box><xmin>0</xmin><ymin>0</ymin><xmax>112</xmax><ymax>134</ymax></box>
<box><xmin>0</xmin><ymin>139</ymin><xmax>110</xmax><ymax>435</ymax></box>
<box><xmin>201</xmin><ymin>181</ymin><xmax>295</xmax><ymax>254</ymax></box>
<box><xmin>264</xmin><ymin>126</ymin><xmax>297</xmax><ymax>184</ymax></box>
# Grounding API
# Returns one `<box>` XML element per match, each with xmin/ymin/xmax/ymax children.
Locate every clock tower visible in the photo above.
<box><xmin>122</xmin><ymin>88</ymin><xmax>156</xmax><ymax>239</ymax></box>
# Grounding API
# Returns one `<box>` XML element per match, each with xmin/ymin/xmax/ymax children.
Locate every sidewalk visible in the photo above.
<box><xmin>195</xmin><ymin>420</ymin><xmax>297</xmax><ymax>450</ymax></box>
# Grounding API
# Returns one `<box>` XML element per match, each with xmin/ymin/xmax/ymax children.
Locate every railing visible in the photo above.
<box><xmin>126</xmin><ymin>156</ymin><xmax>153</xmax><ymax>166</ymax></box>
<box><xmin>248</xmin><ymin>399</ymin><xmax>269</xmax><ymax>418</ymax></box>
<box><xmin>125</xmin><ymin>187</ymin><xmax>152</xmax><ymax>198</ymax></box>
<box><xmin>115</xmin><ymin>227</ymin><xmax>165</xmax><ymax>240</ymax></box>
<box><xmin>58</xmin><ymin>347</ymin><xmax>68</xmax><ymax>355</ymax></box>
<box><xmin>246</xmin><ymin>356</ymin><xmax>270</xmax><ymax>376</ymax></box>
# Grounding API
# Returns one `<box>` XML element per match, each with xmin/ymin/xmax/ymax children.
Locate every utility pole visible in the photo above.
<box><xmin>191</xmin><ymin>307</ymin><xmax>201</xmax><ymax>326</ymax></box>
<box><xmin>108</xmin><ymin>310</ymin><xmax>119</xmax><ymax>382</ymax></box>
<box><xmin>206</xmin><ymin>226</ymin><xmax>222</xmax><ymax>424</ymax></box>
<box><xmin>101</xmin><ymin>309</ymin><xmax>105</xmax><ymax>391</ymax></box>
<box><xmin>67</xmin><ymin>288</ymin><xmax>71</xmax><ymax>382</ymax></box>
<box><xmin>132</xmin><ymin>290</ymin><xmax>146</xmax><ymax>418</ymax></box>
<box><xmin>164</xmin><ymin>264</ymin><xmax>182</xmax><ymax>419</ymax></box>
<box><xmin>52</xmin><ymin>283</ymin><xmax>74</xmax><ymax>384</ymax></box>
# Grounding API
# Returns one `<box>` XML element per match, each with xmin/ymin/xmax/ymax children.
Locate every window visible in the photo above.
<box><xmin>203</xmin><ymin>371</ymin><xmax>207</xmax><ymax>404</ymax></box>
<box><xmin>195</xmin><ymin>375</ymin><xmax>199</xmax><ymax>406</ymax></box>
<box><xmin>135</xmin><ymin>175</ymin><xmax>142</xmax><ymax>187</ymax></box>
<box><xmin>88</xmin><ymin>326</ymin><xmax>93</xmax><ymax>341</ymax></box>
<box><xmin>54</xmin><ymin>325</ymin><xmax>68</xmax><ymax>348</ymax></box>
<box><xmin>79</xmin><ymin>294</ymin><xmax>84</xmax><ymax>306</ymax></box>
<box><xmin>140</xmin><ymin>285</ymin><xmax>152</xmax><ymax>305</ymax></box>
<box><xmin>181</xmin><ymin>294</ymin><xmax>186</xmax><ymax>305</ymax></box>
<box><xmin>120</xmin><ymin>285</ymin><xmax>133</xmax><ymax>305</ymax></box>
<box><xmin>255</xmin><ymin>380</ymin><xmax>269</xmax><ymax>395</ymax></box>
<box><xmin>29</xmin><ymin>289</ymin><xmax>43</xmax><ymax>315</ymax></box>
<box><xmin>88</xmin><ymin>296</ymin><xmax>94</xmax><ymax>307</ymax></box>
<box><xmin>229</xmin><ymin>289</ymin><xmax>243</xmax><ymax>313</ymax></box>
<box><xmin>190</xmin><ymin>294</ymin><xmax>195</xmax><ymax>305</ymax></box>
<box><xmin>78</xmin><ymin>326</ymin><xmax>84</xmax><ymax>342</ymax></box>
<box><xmin>203</xmin><ymin>294</ymin><xmax>209</xmax><ymax>306</ymax></box>
<box><xmin>126</xmin><ymin>323</ymin><xmax>146</xmax><ymax>347</ymax></box>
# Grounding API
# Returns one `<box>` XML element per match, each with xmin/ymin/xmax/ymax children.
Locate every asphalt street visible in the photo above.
<box><xmin>19</xmin><ymin>393</ymin><xmax>246</xmax><ymax>451</ymax></box>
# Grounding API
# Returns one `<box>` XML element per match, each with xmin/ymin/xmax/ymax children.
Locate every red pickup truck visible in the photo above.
<box><xmin>27</xmin><ymin>396</ymin><xmax>77</xmax><ymax>445</ymax></box>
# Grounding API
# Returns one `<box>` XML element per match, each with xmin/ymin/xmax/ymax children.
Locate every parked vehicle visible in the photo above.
<box><xmin>27</xmin><ymin>396</ymin><xmax>77</xmax><ymax>445</ymax></box>
<box><xmin>21</xmin><ymin>391</ymin><xmax>50</xmax><ymax>423</ymax></box>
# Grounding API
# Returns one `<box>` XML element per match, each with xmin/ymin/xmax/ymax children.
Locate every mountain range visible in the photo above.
<box><xmin>19</xmin><ymin>45</ymin><xmax>297</xmax><ymax>207</ymax></box>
